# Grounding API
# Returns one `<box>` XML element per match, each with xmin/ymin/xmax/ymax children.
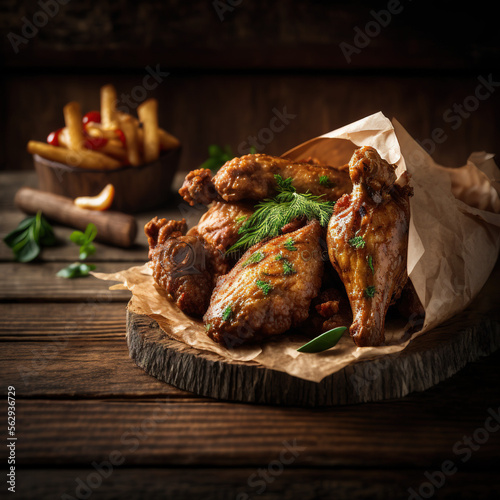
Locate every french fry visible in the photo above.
<box><xmin>28</xmin><ymin>141</ymin><xmax>122</xmax><ymax>170</ymax></box>
<box><xmin>86</xmin><ymin>124</ymin><xmax>119</xmax><ymax>140</ymax></box>
<box><xmin>158</xmin><ymin>128</ymin><xmax>180</xmax><ymax>150</ymax></box>
<box><xmin>137</xmin><ymin>98</ymin><xmax>160</xmax><ymax>163</ymax></box>
<box><xmin>100</xmin><ymin>84</ymin><xmax>118</xmax><ymax>130</ymax></box>
<box><xmin>63</xmin><ymin>101</ymin><xmax>84</xmax><ymax>150</ymax></box>
<box><xmin>119</xmin><ymin>115</ymin><xmax>141</xmax><ymax>166</ymax></box>
<box><xmin>97</xmin><ymin>142</ymin><xmax>128</xmax><ymax>163</ymax></box>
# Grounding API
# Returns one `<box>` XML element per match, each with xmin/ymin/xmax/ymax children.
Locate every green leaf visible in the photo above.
<box><xmin>297</xmin><ymin>327</ymin><xmax>347</xmax><ymax>353</ymax></box>
<box><xmin>84</xmin><ymin>223</ymin><xmax>98</xmax><ymax>243</ymax></box>
<box><xmin>367</xmin><ymin>255</ymin><xmax>375</xmax><ymax>274</ymax></box>
<box><xmin>349</xmin><ymin>235</ymin><xmax>365</xmax><ymax>248</ymax></box>
<box><xmin>57</xmin><ymin>262</ymin><xmax>96</xmax><ymax>279</ymax></box>
<box><xmin>241</xmin><ymin>251</ymin><xmax>265</xmax><ymax>268</ymax></box>
<box><xmin>365</xmin><ymin>286</ymin><xmax>376</xmax><ymax>298</ymax></box>
<box><xmin>222</xmin><ymin>305</ymin><xmax>233</xmax><ymax>322</ymax></box>
<box><xmin>256</xmin><ymin>279</ymin><xmax>272</xmax><ymax>296</ymax></box>
<box><xmin>70</xmin><ymin>231</ymin><xmax>86</xmax><ymax>245</ymax></box>
<box><xmin>319</xmin><ymin>175</ymin><xmax>332</xmax><ymax>187</ymax></box>
<box><xmin>15</xmin><ymin>235</ymin><xmax>40</xmax><ymax>263</ymax></box>
<box><xmin>284</xmin><ymin>237</ymin><xmax>297</xmax><ymax>252</ymax></box>
<box><xmin>282</xmin><ymin>259</ymin><xmax>295</xmax><ymax>275</ymax></box>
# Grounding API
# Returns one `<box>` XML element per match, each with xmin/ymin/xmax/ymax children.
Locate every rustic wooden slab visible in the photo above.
<box><xmin>127</xmin><ymin>309</ymin><xmax>500</xmax><ymax>407</ymax></box>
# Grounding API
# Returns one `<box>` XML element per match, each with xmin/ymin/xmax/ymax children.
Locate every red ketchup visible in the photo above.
<box><xmin>82</xmin><ymin>111</ymin><xmax>101</xmax><ymax>126</ymax></box>
<box><xmin>47</xmin><ymin>128</ymin><xmax>63</xmax><ymax>146</ymax></box>
<box><xmin>84</xmin><ymin>136</ymin><xmax>108</xmax><ymax>150</ymax></box>
<box><xmin>114</xmin><ymin>128</ymin><xmax>126</xmax><ymax>147</ymax></box>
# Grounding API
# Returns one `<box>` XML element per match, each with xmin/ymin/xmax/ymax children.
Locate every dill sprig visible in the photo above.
<box><xmin>227</xmin><ymin>174</ymin><xmax>334</xmax><ymax>254</ymax></box>
<box><xmin>256</xmin><ymin>279</ymin><xmax>273</xmax><ymax>296</ymax></box>
<box><xmin>241</xmin><ymin>251</ymin><xmax>265</xmax><ymax>267</ymax></box>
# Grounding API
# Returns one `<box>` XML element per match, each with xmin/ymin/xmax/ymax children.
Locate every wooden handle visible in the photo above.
<box><xmin>14</xmin><ymin>187</ymin><xmax>137</xmax><ymax>248</ymax></box>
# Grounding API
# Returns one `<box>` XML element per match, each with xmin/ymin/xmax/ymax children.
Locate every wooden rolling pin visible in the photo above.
<box><xmin>15</xmin><ymin>187</ymin><xmax>137</xmax><ymax>248</ymax></box>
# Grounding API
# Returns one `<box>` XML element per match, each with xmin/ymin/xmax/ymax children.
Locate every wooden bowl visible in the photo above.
<box><xmin>33</xmin><ymin>147</ymin><xmax>181</xmax><ymax>213</ymax></box>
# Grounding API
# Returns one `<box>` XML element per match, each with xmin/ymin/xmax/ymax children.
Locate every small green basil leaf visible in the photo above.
<box><xmin>84</xmin><ymin>223</ymin><xmax>98</xmax><ymax>243</ymax></box>
<box><xmin>297</xmin><ymin>326</ymin><xmax>347</xmax><ymax>353</ymax></box>
<box><xmin>15</xmin><ymin>237</ymin><xmax>40</xmax><ymax>263</ymax></box>
<box><xmin>69</xmin><ymin>231</ymin><xmax>87</xmax><ymax>245</ymax></box>
<box><xmin>57</xmin><ymin>262</ymin><xmax>96</xmax><ymax>279</ymax></box>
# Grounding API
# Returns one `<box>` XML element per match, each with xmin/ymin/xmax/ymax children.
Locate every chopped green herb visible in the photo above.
<box><xmin>284</xmin><ymin>237</ymin><xmax>297</xmax><ymax>251</ymax></box>
<box><xmin>256</xmin><ymin>279</ymin><xmax>273</xmax><ymax>296</ymax></box>
<box><xmin>56</xmin><ymin>262</ymin><xmax>96</xmax><ymax>279</ymax></box>
<box><xmin>274</xmin><ymin>253</ymin><xmax>284</xmax><ymax>261</ymax></box>
<box><xmin>204</xmin><ymin>323</ymin><xmax>211</xmax><ymax>331</ymax></box>
<box><xmin>319</xmin><ymin>175</ymin><xmax>332</xmax><ymax>187</ymax></box>
<box><xmin>235</xmin><ymin>215</ymin><xmax>248</xmax><ymax>225</ymax></box>
<box><xmin>3</xmin><ymin>211</ymin><xmax>56</xmax><ymax>262</ymax></box>
<box><xmin>200</xmin><ymin>145</ymin><xmax>234</xmax><ymax>172</ymax></box>
<box><xmin>241</xmin><ymin>251</ymin><xmax>265</xmax><ymax>267</ymax></box>
<box><xmin>348</xmin><ymin>235</ymin><xmax>365</xmax><ymax>249</ymax></box>
<box><xmin>227</xmin><ymin>174</ymin><xmax>334</xmax><ymax>254</ymax></box>
<box><xmin>297</xmin><ymin>326</ymin><xmax>347</xmax><ymax>353</ymax></box>
<box><xmin>282</xmin><ymin>259</ymin><xmax>296</xmax><ymax>275</ymax></box>
<box><xmin>222</xmin><ymin>305</ymin><xmax>233</xmax><ymax>322</ymax></box>
<box><xmin>367</xmin><ymin>255</ymin><xmax>375</xmax><ymax>274</ymax></box>
<box><xmin>365</xmin><ymin>286</ymin><xmax>376</xmax><ymax>298</ymax></box>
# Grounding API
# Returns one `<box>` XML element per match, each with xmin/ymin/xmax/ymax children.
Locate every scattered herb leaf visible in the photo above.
<box><xmin>349</xmin><ymin>234</ymin><xmax>365</xmax><ymax>249</ymax></box>
<box><xmin>3</xmin><ymin>211</ymin><xmax>56</xmax><ymax>262</ymax></box>
<box><xmin>56</xmin><ymin>262</ymin><xmax>96</xmax><ymax>279</ymax></box>
<box><xmin>256</xmin><ymin>279</ymin><xmax>273</xmax><ymax>296</ymax></box>
<box><xmin>282</xmin><ymin>259</ymin><xmax>296</xmax><ymax>275</ymax></box>
<box><xmin>222</xmin><ymin>305</ymin><xmax>233</xmax><ymax>322</ymax></box>
<box><xmin>297</xmin><ymin>326</ymin><xmax>347</xmax><ymax>353</ymax></box>
<box><xmin>319</xmin><ymin>175</ymin><xmax>332</xmax><ymax>187</ymax></box>
<box><xmin>274</xmin><ymin>253</ymin><xmax>284</xmax><ymax>261</ymax></box>
<box><xmin>365</xmin><ymin>286</ymin><xmax>376</xmax><ymax>298</ymax></box>
<box><xmin>284</xmin><ymin>237</ymin><xmax>297</xmax><ymax>252</ymax></box>
<box><xmin>242</xmin><ymin>251</ymin><xmax>265</xmax><ymax>268</ymax></box>
<box><xmin>367</xmin><ymin>255</ymin><xmax>375</xmax><ymax>274</ymax></box>
<box><xmin>200</xmin><ymin>145</ymin><xmax>234</xmax><ymax>172</ymax></box>
<box><xmin>205</xmin><ymin>323</ymin><xmax>211</xmax><ymax>331</ymax></box>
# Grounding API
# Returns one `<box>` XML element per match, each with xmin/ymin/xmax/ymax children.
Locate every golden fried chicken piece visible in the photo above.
<box><xmin>178</xmin><ymin>168</ymin><xmax>220</xmax><ymax>206</ymax></box>
<box><xmin>145</xmin><ymin>217</ymin><xmax>230</xmax><ymax>317</ymax></box>
<box><xmin>178</xmin><ymin>154</ymin><xmax>352</xmax><ymax>206</ymax></box>
<box><xmin>327</xmin><ymin>146</ymin><xmax>412</xmax><ymax>347</ymax></box>
<box><xmin>203</xmin><ymin>220</ymin><xmax>324</xmax><ymax>347</ymax></box>
<box><xmin>187</xmin><ymin>201</ymin><xmax>254</xmax><ymax>253</ymax></box>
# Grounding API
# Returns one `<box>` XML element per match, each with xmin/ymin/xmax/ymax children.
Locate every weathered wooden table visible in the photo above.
<box><xmin>1</xmin><ymin>172</ymin><xmax>499</xmax><ymax>499</ymax></box>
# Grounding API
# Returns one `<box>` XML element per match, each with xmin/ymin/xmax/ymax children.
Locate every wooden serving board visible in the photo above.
<box><xmin>126</xmin><ymin>263</ymin><xmax>500</xmax><ymax>406</ymax></box>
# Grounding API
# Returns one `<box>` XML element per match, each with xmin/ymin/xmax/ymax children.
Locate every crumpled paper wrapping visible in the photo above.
<box><xmin>94</xmin><ymin>112</ymin><xmax>500</xmax><ymax>383</ymax></box>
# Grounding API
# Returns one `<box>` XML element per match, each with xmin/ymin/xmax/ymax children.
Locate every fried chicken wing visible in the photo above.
<box><xmin>327</xmin><ymin>146</ymin><xmax>412</xmax><ymax>346</ymax></box>
<box><xmin>203</xmin><ymin>220</ymin><xmax>324</xmax><ymax>346</ymax></box>
<box><xmin>187</xmin><ymin>201</ymin><xmax>254</xmax><ymax>253</ymax></box>
<box><xmin>145</xmin><ymin>217</ymin><xmax>230</xmax><ymax>317</ymax></box>
<box><xmin>178</xmin><ymin>154</ymin><xmax>352</xmax><ymax>206</ymax></box>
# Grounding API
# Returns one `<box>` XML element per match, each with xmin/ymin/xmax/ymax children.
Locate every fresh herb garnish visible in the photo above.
<box><xmin>282</xmin><ymin>259</ymin><xmax>295</xmax><ymax>275</ymax></box>
<box><xmin>200</xmin><ymin>145</ymin><xmax>234</xmax><ymax>172</ymax></box>
<box><xmin>365</xmin><ymin>286</ymin><xmax>376</xmax><ymax>298</ymax></box>
<box><xmin>348</xmin><ymin>234</ymin><xmax>365</xmax><ymax>249</ymax></box>
<box><xmin>284</xmin><ymin>237</ymin><xmax>297</xmax><ymax>252</ymax></box>
<box><xmin>56</xmin><ymin>262</ymin><xmax>96</xmax><ymax>279</ymax></box>
<box><xmin>256</xmin><ymin>279</ymin><xmax>273</xmax><ymax>296</ymax></box>
<box><xmin>275</xmin><ymin>253</ymin><xmax>284</xmax><ymax>261</ymax></box>
<box><xmin>205</xmin><ymin>323</ymin><xmax>211</xmax><ymax>331</ymax></box>
<box><xmin>69</xmin><ymin>223</ymin><xmax>97</xmax><ymax>260</ymax></box>
<box><xmin>297</xmin><ymin>326</ymin><xmax>347</xmax><ymax>353</ymax></box>
<box><xmin>241</xmin><ymin>251</ymin><xmax>265</xmax><ymax>267</ymax></box>
<box><xmin>57</xmin><ymin>223</ymin><xmax>98</xmax><ymax>279</ymax></box>
<box><xmin>227</xmin><ymin>175</ymin><xmax>334</xmax><ymax>254</ymax></box>
<box><xmin>222</xmin><ymin>305</ymin><xmax>233</xmax><ymax>322</ymax></box>
<box><xmin>367</xmin><ymin>255</ymin><xmax>375</xmax><ymax>274</ymax></box>
<box><xmin>319</xmin><ymin>175</ymin><xmax>332</xmax><ymax>188</ymax></box>
<box><xmin>3</xmin><ymin>211</ymin><xmax>56</xmax><ymax>262</ymax></box>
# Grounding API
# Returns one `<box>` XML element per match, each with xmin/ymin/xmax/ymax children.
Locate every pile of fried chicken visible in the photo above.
<box><xmin>145</xmin><ymin>146</ymin><xmax>423</xmax><ymax>349</ymax></box>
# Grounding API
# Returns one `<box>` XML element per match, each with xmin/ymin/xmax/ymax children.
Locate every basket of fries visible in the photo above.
<box><xmin>27</xmin><ymin>84</ymin><xmax>181</xmax><ymax>213</ymax></box>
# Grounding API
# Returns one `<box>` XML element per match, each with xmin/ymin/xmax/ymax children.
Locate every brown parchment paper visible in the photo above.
<box><xmin>94</xmin><ymin>112</ymin><xmax>500</xmax><ymax>383</ymax></box>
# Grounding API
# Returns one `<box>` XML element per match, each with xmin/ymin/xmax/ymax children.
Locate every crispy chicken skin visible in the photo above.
<box><xmin>145</xmin><ymin>217</ymin><xmax>230</xmax><ymax>317</ymax></box>
<box><xmin>178</xmin><ymin>154</ymin><xmax>352</xmax><ymax>206</ymax></box>
<box><xmin>178</xmin><ymin>168</ymin><xmax>220</xmax><ymax>206</ymax></box>
<box><xmin>327</xmin><ymin>146</ymin><xmax>412</xmax><ymax>347</ymax></box>
<box><xmin>204</xmin><ymin>220</ymin><xmax>324</xmax><ymax>346</ymax></box>
<box><xmin>187</xmin><ymin>201</ymin><xmax>254</xmax><ymax>253</ymax></box>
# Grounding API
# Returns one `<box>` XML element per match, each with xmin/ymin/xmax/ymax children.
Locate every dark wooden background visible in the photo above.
<box><xmin>1</xmin><ymin>0</ymin><xmax>499</xmax><ymax>174</ymax></box>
